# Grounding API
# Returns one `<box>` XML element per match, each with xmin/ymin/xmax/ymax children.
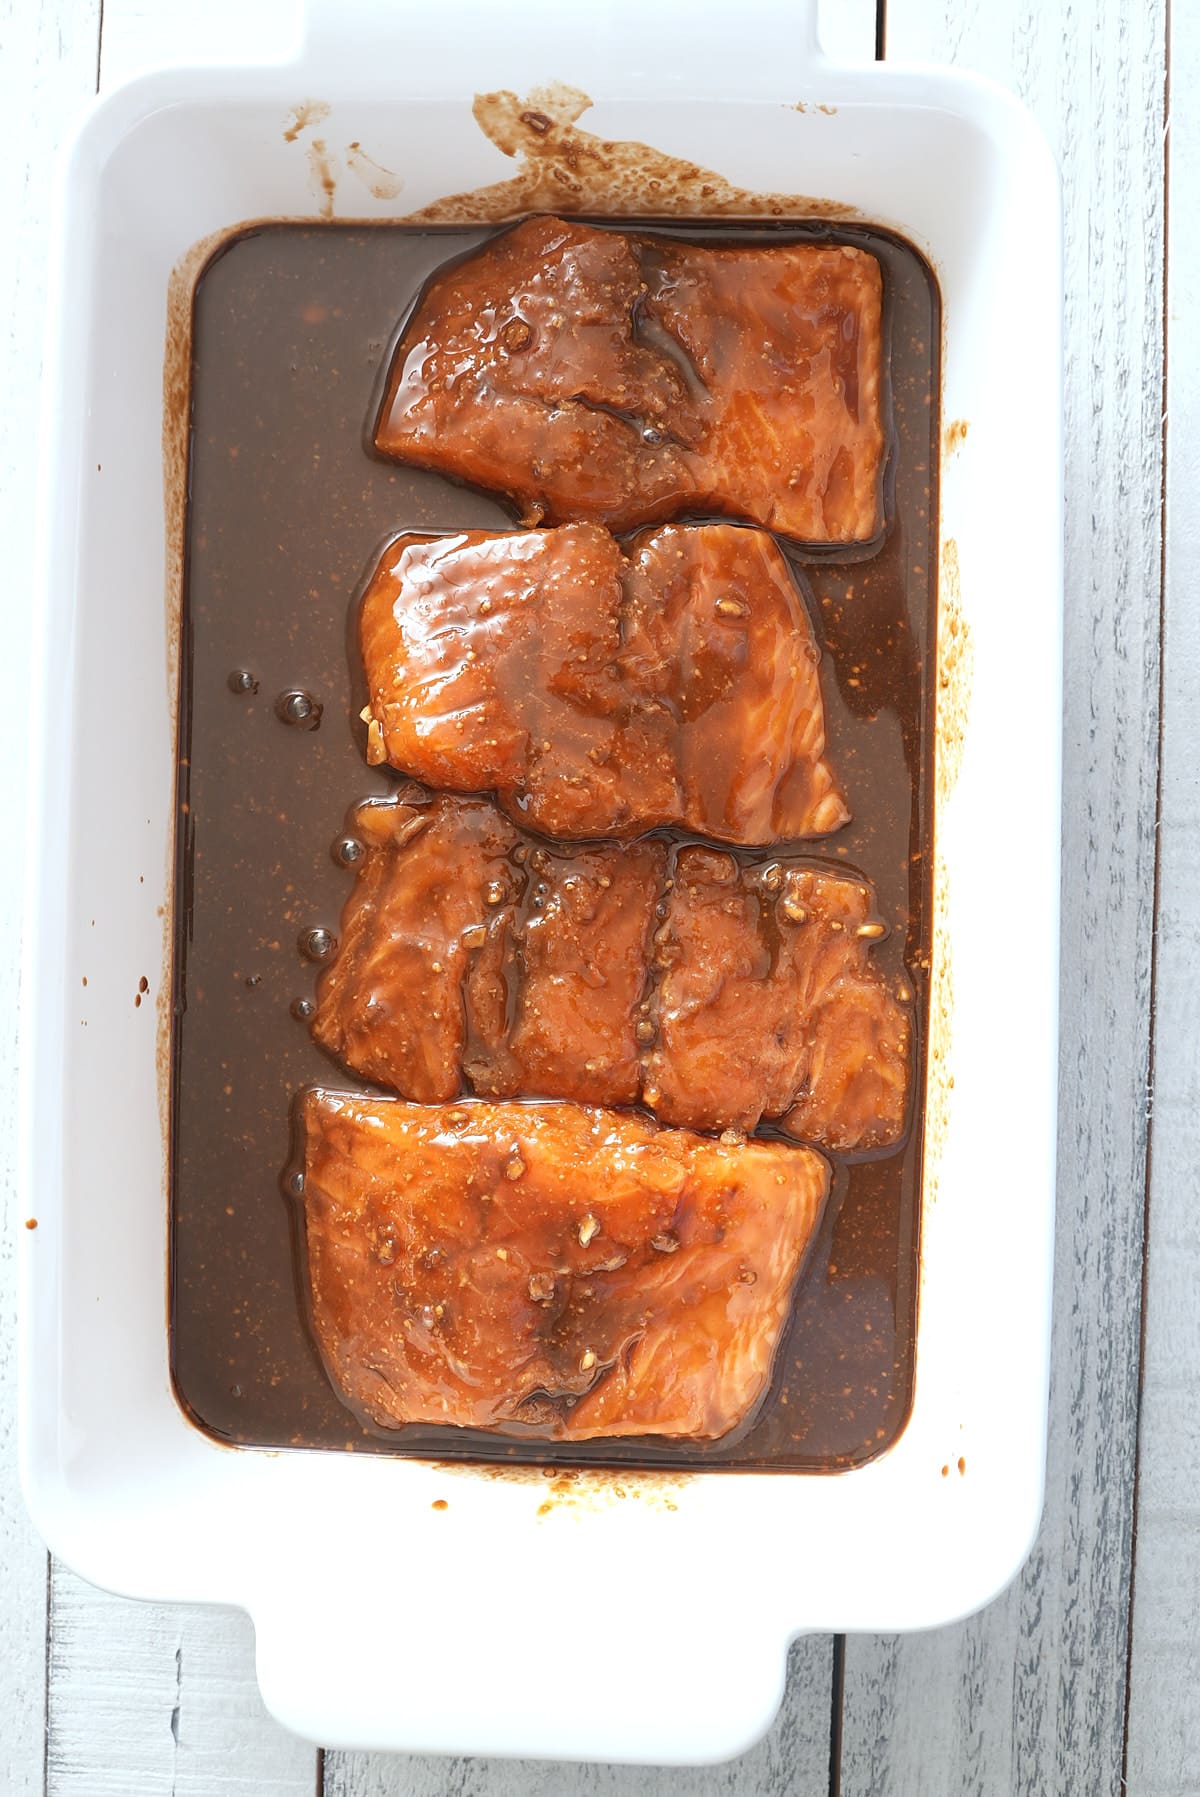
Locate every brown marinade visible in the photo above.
<box><xmin>171</xmin><ymin>220</ymin><xmax>939</xmax><ymax>1471</ymax></box>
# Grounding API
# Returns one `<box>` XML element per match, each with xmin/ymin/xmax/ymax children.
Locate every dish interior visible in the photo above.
<box><xmin>170</xmin><ymin>217</ymin><xmax>940</xmax><ymax>1471</ymax></box>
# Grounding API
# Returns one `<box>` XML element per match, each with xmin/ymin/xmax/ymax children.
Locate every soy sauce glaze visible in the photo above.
<box><xmin>172</xmin><ymin>221</ymin><xmax>939</xmax><ymax>1470</ymax></box>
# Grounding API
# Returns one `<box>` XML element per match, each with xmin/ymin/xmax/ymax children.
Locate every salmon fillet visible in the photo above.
<box><xmin>645</xmin><ymin>848</ymin><xmax>912</xmax><ymax>1154</ymax></box>
<box><xmin>299</xmin><ymin>1091</ymin><xmax>829</xmax><ymax>1439</ymax></box>
<box><xmin>311</xmin><ymin>797</ymin><xmax>911</xmax><ymax>1152</ymax></box>
<box><xmin>309</xmin><ymin>797</ymin><xmax>520</xmax><ymax>1103</ymax></box>
<box><xmin>374</xmin><ymin>216</ymin><xmax>885</xmax><ymax>544</ymax></box>
<box><xmin>359</xmin><ymin>520</ymin><xmax>847</xmax><ymax>845</ymax></box>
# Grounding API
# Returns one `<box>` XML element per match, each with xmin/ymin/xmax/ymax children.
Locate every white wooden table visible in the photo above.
<box><xmin>2</xmin><ymin>0</ymin><xmax>1194</xmax><ymax>1790</ymax></box>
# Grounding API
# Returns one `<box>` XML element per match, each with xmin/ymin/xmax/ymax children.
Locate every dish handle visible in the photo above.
<box><xmin>301</xmin><ymin>0</ymin><xmax>826</xmax><ymax>83</ymax></box>
<box><xmin>250</xmin><ymin>1574</ymin><xmax>794</xmax><ymax>1765</ymax></box>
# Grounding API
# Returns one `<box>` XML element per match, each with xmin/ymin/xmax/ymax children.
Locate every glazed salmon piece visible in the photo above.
<box><xmin>311</xmin><ymin>799</ymin><xmax>911</xmax><ymax>1153</ymax></box>
<box><xmin>313</xmin><ymin>797</ymin><xmax>663</xmax><ymax>1110</ymax></box>
<box><xmin>647</xmin><ymin>848</ymin><xmax>912</xmax><ymax>1153</ymax></box>
<box><xmin>359</xmin><ymin>520</ymin><xmax>847</xmax><ymax>846</ymax></box>
<box><xmin>464</xmin><ymin>837</ymin><xmax>664</xmax><ymax>1107</ymax></box>
<box><xmin>374</xmin><ymin>216</ymin><xmax>884</xmax><ymax>545</ymax></box>
<box><xmin>299</xmin><ymin>1092</ymin><xmax>829</xmax><ymax>1440</ymax></box>
<box><xmin>310</xmin><ymin>798</ymin><xmax>520</xmax><ymax>1103</ymax></box>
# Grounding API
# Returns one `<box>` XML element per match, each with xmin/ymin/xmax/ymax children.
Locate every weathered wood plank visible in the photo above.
<box><xmin>45</xmin><ymin>1575</ymin><xmax>317</xmax><ymax>1797</ymax></box>
<box><xmin>0</xmin><ymin>5</ymin><xmax>104</xmax><ymax>1794</ymax></box>
<box><xmin>840</xmin><ymin>2</ymin><xmax>1167</xmax><ymax>1793</ymax></box>
<box><xmin>323</xmin><ymin>1637</ymin><xmax>833</xmax><ymax>1797</ymax></box>
<box><xmin>1123</xmin><ymin>4</ymin><xmax>1200</xmax><ymax>1790</ymax></box>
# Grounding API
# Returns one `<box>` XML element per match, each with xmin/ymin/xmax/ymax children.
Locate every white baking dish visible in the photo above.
<box><xmin>20</xmin><ymin>0</ymin><xmax>1062</xmax><ymax>1765</ymax></box>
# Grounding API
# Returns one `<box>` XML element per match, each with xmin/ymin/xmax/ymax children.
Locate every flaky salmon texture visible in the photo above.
<box><xmin>312</xmin><ymin>796</ymin><xmax>912</xmax><ymax>1155</ymax></box>
<box><xmin>299</xmin><ymin>1092</ymin><xmax>829</xmax><ymax>1440</ymax></box>
<box><xmin>374</xmin><ymin>216</ymin><xmax>885</xmax><ymax>544</ymax></box>
<box><xmin>359</xmin><ymin>520</ymin><xmax>848</xmax><ymax>846</ymax></box>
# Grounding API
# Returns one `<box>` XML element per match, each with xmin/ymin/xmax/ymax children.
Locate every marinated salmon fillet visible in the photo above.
<box><xmin>299</xmin><ymin>1092</ymin><xmax>829</xmax><ymax>1439</ymax></box>
<box><xmin>312</xmin><ymin>797</ymin><xmax>911</xmax><ymax>1152</ymax></box>
<box><xmin>313</xmin><ymin>798</ymin><xmax>664</xmax><ymax>1109</ymax></box>
<box><xmin>309</xmin><ymin>797</ymin><xmax>520</xmax><ymax>1103</ymax></box>
<box><xmin>359</xmin><ymin>521</ymin><xmax>847</xmax><ymax>845</ymax></box>
<box><xmin>645</xmin><ymin>848</ymin><xmax>912</xmax><ymax>1154</ymax></box>
<box><xmin>463</xmin><ymin>835</ymin><xmax>664</xmax><ymax>1107</ymax></box>
<box><xmin>374</xmin><ymin>216</ymin><xmax>885</xmax><ymax>544</ymax></box>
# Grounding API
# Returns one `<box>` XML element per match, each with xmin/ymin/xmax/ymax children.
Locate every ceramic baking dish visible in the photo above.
<box><xmin>20</xmin><ymin>0</ymin><xmax>1062</xmax><ymax>1764</ymax></box>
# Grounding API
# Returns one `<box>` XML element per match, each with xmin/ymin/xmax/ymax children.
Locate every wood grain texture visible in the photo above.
<box><xmin>841</xmin><ymin>2</ymin><xmax>1167</xmax><ymax>1793</ymax></box>
<box><xmin>1124</xmin><ymin>4</ymin><xmax>1200</xmax><ymax>1791</ymax></box>
<box><xmin>45</xmin><ymin>1574</ymin><xmax>316</xmax><ymax>1796</ymax></box>
<box><xmin>0</xmin><ymin>5</ymin><xmax>103</xmax><ymax>1794</ymax></box>
<box><xmin>323</xmin><ymin>1637</ymin><xmax>834</xmax><ymax>1797</ymax></box>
